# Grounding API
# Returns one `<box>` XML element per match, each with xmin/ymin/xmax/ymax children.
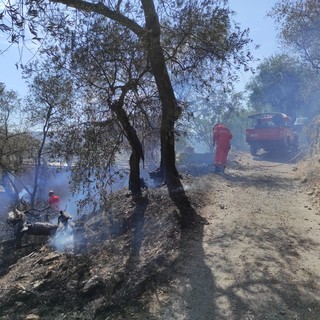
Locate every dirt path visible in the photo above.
<box><xmin>145</xmin><ymin>152</ymin><xmax>320</xmax><ymax>320</ymax></box>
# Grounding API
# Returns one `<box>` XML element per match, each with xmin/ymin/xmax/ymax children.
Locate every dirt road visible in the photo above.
<box><xmin>144</xmin><ymin>152</ymin><xmax>320</xmax><ymax>320</ymax></box>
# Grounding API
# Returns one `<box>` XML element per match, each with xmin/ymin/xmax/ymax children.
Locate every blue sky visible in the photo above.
<box><xmin>229</xmin><ymin>0</ymin><xmax>280</xmax><ymax>89</ymax></box>
<box><xmin>0</xmin><ymin>42</ymin><xmax>32</xmax><ymax>95</ymax></box>
<box><xmin>230</xmin><ymin>0</ymin><xmax>280</xmax><ymax>58</ymax></box>
<box><xmin>0</xmin><ymin>1</ymin><xmax>280</xmax><ymax>97</ymax></box>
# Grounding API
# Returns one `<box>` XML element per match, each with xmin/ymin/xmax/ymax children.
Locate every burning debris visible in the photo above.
<box><xmin>6</xmin><ymin>205</ymin><xmax>86</xmax><ymax>253</ymax></box>
<box><xmin>6</xmin><ymin>208</ymin><xmax>57</xmax><ymax>247</ymax></box>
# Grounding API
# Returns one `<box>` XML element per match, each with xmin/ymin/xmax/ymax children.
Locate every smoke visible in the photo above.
<box><xmin>49</xmin><ymin>226</ymin><xmax>74</xmax><ymax>252</ymax></box>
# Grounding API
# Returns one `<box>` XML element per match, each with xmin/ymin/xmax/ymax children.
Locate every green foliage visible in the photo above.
<box><xmin>0</xmin><ymin>83</ymin><xmax>39</xmax><ymax>188</ymax></box>
<box><xmin>246</xmin><ymin>54</ymin><xmax>306</xmax><ymax>122</ymax></box>
<box><xmin>270</xmin><ymin>0</ymin><xmax>320</xmax><ymax>71</ymax></box>
<box><xmin>179</xmin><ymin>89</ymin><xmax>248</xmax><ymax>152</ymax></box>
<box><xmin>0</xmin><ymin>82</ymin><xmax>22</xmax><ymax>130</ymax></box>
<box><xmin>1</xmin><ymin>0</ymin><xmax>255</xmax><ymax>197</ymax></box>
<box><xmin>247</xmin><ymin>54</ymin><xmax>320</xmax><ymax>121</ymax></box>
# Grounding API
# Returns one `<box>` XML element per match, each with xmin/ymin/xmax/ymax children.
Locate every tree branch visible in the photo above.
<box><xmin>50</xmin><ymin>0</ymin><xmax>146</xmax><ymax>37</ymax></box>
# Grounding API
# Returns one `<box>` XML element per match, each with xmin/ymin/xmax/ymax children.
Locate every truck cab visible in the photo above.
<box><xmin>245</xmin><ymin>112</ymin><xmax>298</xmax><ymax>156</ymax></box>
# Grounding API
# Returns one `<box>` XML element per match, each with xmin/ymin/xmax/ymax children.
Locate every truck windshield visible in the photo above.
<box><xmin>247</xmin><ymin>113</ymin><xmax>289</xmax><ymax>129</ymax></box>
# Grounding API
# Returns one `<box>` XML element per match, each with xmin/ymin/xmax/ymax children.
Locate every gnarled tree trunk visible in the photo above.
<box><xmin>111</xmin><ymin>101</ymin><xmax>144</xmax><ymax>196</ymax></box>
<box><xmin>141</xmin><ymin>0</ymin><xmax>182</xmax><ymax>194</ymax></box>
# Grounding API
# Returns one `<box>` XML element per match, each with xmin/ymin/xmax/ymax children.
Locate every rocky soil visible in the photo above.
<box><xmin>1</xmin><ymin>150</ymin><xmax>320</xmax><ymax>320</ymax></box>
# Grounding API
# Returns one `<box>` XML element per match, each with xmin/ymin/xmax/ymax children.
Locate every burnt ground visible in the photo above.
<box><xmin>1</xmin><ymin>150</ymin><xmax>320</xmax><ymax>319</ymax></box>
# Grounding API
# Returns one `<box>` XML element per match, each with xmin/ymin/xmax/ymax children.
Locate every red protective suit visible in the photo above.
<box><xmin>48</xmin><ymin>194</ymin><xmax>61</xmax><ymax>211</ymax></box>
<box><xmin>212</xmin><ymin>124</ymin><xmax>233</xmax><ymax>168</ymax></box>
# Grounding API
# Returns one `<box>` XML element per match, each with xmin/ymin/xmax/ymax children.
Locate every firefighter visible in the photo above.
<box><xmin>212</xmin><ymin>123</ymin><xmax>233</xmax><ymax>174</ymax></box>
<box><xmin>48</xmin><ymin>190</ymin><xmax>61</xmax><ymax>212</ymax></box>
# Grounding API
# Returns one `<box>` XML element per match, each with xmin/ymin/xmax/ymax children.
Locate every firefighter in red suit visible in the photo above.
<box><xmin>48</xmin><ymin>190</ymin><xmax>61</xmax><ymax>212</ymax></box>
<box><xmin>212</xmin><ymin>123</ymin><xmax>233</xmax><ymax>173</ymax></box>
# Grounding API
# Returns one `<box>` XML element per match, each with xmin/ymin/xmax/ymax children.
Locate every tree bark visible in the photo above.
<box><xmin>141</xmin><ymin>0</ymin><xmax>182</xmax><ymax>193</ymax></box>
<box><xmin>111</xmin><ymin>102</ymin><xmax>144</xmax><ymax>196</ymax></box>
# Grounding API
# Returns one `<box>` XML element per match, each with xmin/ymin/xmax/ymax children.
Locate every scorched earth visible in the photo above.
<box><xmin>1</xmin><ymin>150</ymin><xmax>320</xmax><ymax>320</ymax></box>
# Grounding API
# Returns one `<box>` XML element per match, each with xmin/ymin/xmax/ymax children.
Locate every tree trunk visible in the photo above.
<box><xmin>141</xmin><ymin>0</ymin><xmax>182</xmax><ymax>194</ymax></box>
<box><xmin>129</xmin><ymin>152</ymin><xmax>141</xmax><ymax>195</ymax></box>
<box><xmin>111</xmin><ymin>102</ymin><xmax>144</xmax><ymax>196</ymax></box>
<box><xmin>23</xmin><ymin>222</ymin><xmax>58</xmax><ymax>236</ymax></box>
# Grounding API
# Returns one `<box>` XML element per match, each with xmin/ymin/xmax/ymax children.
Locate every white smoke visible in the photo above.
<box><xmin>49</xmin><ymin>226</ymin><xmax>74</xmax><ymax>252</ymax></box>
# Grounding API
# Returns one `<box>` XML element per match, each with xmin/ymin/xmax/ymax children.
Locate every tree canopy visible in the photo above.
<box><xmin>247</xmin><ymin>54</ymin><xmax>320</xmax><ymax>122</ymax></box>
<box><xmin>270</xmin><ymin>0</ymin><xmax>320</xmax><ymax>71</ymax></box>
<box><xmin>0</xmin><ymin>83</ymin><xmax>39</xmax><ymax>199</ymax></box>
<box><xmin>1</xmin><ymin>0</ymin><xmax>253</xmax><ymax>205</ymax></box>
<box><xmin>246</xmin><ymin>54</ymin><xmax>304</xmax><ymax>122</ymax></box>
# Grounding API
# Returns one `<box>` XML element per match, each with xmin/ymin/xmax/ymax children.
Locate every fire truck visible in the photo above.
<box><xmin>245</xmin><ymin>112</ymin><xmax>298</xmax><ymax>156</ymax></box>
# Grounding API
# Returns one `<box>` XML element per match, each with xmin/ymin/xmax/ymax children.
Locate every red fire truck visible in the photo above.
<box><xmin>245</xmin><ymin>112</ymin><xmax>298</xmax><ymax>156</ymax></box>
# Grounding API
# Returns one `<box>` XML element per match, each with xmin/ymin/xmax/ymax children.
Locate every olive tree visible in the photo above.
<box><xmin>38</xmin><ymin>18</ymin><xmax>158</xmax><ymax>197</ymax></box>
<box><xmin>0</xmin><ymin>82</ymin><xmax>38</xmax><ymax>201</ymax></box>
<box><xmin>270</xmin><ymin>0</ymin><xmax>320</xmax><ymax>71</ymax></box>
<box><xmin>1</xmin><ymin>0</ymin><xmax>253</xmax><ymax>198</ymax></box>
<box><xmin>246</xmin><ymin>54</ymin><xmax>305</xmax><ymax>122</ymax></box>
<box><xmin>23</xmin><ymin>68</ymin><xmax>75</xmax><ymax>207</ymax></box>
<box><xmin>247</xmin><ymin>54</ymin><xmax>320</xmax><ymax>122</ymax></box>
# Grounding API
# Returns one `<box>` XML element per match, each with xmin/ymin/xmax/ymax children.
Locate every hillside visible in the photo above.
<box><xmin>1</xmin><ymin>150</ymin><xmax>320</xmax><ymax>320</ymax></box>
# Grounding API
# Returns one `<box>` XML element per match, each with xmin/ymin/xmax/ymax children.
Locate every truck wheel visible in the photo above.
<box><xmin>250</xmin><ymin>145</ymin><xmax>258</xmax><ymax>156</ymax></box>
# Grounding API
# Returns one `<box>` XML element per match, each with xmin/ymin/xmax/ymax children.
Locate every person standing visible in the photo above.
<box><xmin>48</xmin><ymin>190</ymin><xmax>61</xmax><ymax>212</ymax></box>
<box><xmin>212</xmin><ymin>123</ymin><xmax>233</xmax><ymax>174</ymax></box>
